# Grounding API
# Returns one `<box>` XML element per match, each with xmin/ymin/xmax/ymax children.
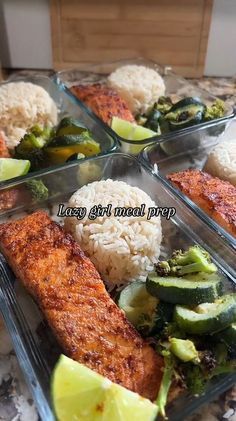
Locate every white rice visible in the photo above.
<box><xmin>65</xmin><ymin>179</ymin><xmax>162</xmax><ymax>289</ymax></box>
<box><xmin>0</xmin><ymin>82</ymin><xmax>58</xmax><ymax>149</ymax></box>
<box><xmin>204</xmin><ymin>139</ymin><xmax>236</xmax><ymax>186</ymax></box>
<box><xmin>108</xmin><ymin>64</ymin><xmax>165</xmax><ymax>115</ymax></box>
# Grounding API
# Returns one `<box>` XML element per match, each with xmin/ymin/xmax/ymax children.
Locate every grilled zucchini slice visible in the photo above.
<box><xmin>146</xmin><ymin>273</ymin><xmax>222</xmax><ymax>305</ymax></box>
<box><xmin>174</xmin><ymin>294</ymin><xmax>236</xmax><ymax>335</ymax></box>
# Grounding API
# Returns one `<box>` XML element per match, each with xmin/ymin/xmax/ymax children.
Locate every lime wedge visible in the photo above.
<box><xmin>52</xmin><ymin>355</ymin><xmax>158</xmax><ymax>421</ymax></box>
<box><xmin>111</xmin><ymin>117</ymin><xmax>157</xmax><ymax>154</ymax></box>
<box><xmin>0</xmin><ymin>158</ymin><xmax>30</xmax><ymax>182</ymax></box>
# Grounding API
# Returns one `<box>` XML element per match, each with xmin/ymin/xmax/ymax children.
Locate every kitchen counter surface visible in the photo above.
<box><xmin>0</xmin><ymin>70</ymin><xmax>235</xmax><ymax>421</ymax></box>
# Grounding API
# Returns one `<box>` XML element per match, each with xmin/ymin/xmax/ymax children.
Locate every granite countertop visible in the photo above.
<box><xmin>0</xmin><ymin>71</ymin><xmax>235</xmax><ymax>421</ymax></box>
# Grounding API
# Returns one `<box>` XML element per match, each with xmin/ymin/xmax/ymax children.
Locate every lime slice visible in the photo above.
<box><xmin>111</xmin><ymin>117</ymin><xmax>157</xmax><ymax>155</ymax></box>
<box><xmin>52</xmin><ymin>355</ymin><xmax>158</xmax><ymax>421</ymax></box>
<box><xmin>0</xmin><ymin>158</ymin><xmax>30</xmax><ymax>182</ymax></box>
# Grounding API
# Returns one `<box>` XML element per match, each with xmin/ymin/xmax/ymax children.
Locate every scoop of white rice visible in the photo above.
<box><xmin>108</xmin><ymin>64</ymin><xmax>165</xmax><ymax>115</ymax></box>
<box><xmin>65</xmin><ymin>179</ymin><xmax>162</xmax><ymax>288</ymax></box>
<box><xmin>0</xmin><ymin>82</ymin><xmax>58</xmax><ymax>148</ymax></box>
<box><xmin>204</xmin><ymin>139</ymin><xmax>236</xmax><ymax>186</ymax></box>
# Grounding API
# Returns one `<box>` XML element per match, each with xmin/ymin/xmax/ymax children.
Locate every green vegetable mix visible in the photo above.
<box><xmin>118</xmin><ymin>245</ymin><xmax>235</xmax><ymax>417</ymax></box>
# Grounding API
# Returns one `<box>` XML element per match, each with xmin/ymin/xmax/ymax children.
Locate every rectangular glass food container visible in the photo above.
<box><xmin>54</xmin><ymin>58</ymin><xmax>235</xmax><ymax>155</ymax></box>
<box><xmin>140</xmin><ymin>119</ymin><xmax>236</xmax><ymax>249</ymax></box>
<box><xmin>0</xmin><ymin>75</ymin><xmax>117</xmax><ymax>181</ymax></box>
<box><xmin>0</xmin><ymin>153</ymin><xmax>235</xmax><ymax>421</ymax></box>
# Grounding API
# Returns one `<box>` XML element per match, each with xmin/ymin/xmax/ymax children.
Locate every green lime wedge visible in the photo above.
<box><xmin>111</xmin><ymin>117</ymin><xmax>157</xmax><ymax>155</ymax></box>
<box><xmin>0</xmin><ymin>158</ymin><xmax>30</xmax><ymax>182</ymax></box>
<box><xmin>52</xmin><ymin>355</ymin><xmax>158</xmax><ymax>421</ymax></box>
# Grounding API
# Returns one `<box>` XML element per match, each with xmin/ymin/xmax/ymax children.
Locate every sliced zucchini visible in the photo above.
<box><xmin>48</xmin><ymin>133</ymin><xmax>92</xmax><ymax>147</ymax></box>
<box><xmin>170</xmin><ymin>97</ymin><xmax>205</xmax><ymax>112</ymax></box>
<box><xmin>146</xmin><ymin>272</ymin><xmax>222</xmax><ymax>305</ymax></box>
<box><xmin>45</xmin><ymin>139</ymin><xmax>101</xmax><ymax>164</ymax></box>
<box><xmin>174</xmin><ymin>294</ymin><xmax>236</xmax><ymax>335</ymax></box>
<box><xmin>56</xmin><ymin>117</ymin><xmax>87</xmax><ymax>136</ymax></box>
<box><xmin>118</xmin><ymin>281</ymin><xmax>158</xmax><ymax>335</ymax></box>
<box><xmin>165</xmin><ymin>97</ymin><xmax>206</xmax><ymax>131</ymax></box>
<box><xmin>144</xmin><ymin>106</ymin><xmax>161</xmax><ymax>133</ymax></box>
<box><xmin>66</xmin><ymin>153</ymin><xmax>86</xmax><ymax>162</ymax></box>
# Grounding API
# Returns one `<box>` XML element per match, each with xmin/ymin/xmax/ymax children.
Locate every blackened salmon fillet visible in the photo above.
<box><xmin>167</xmin><ymin>169</ymin><xmax>236</xmax><ymax>236</ymax></box>
<box><xmin>0</xmin><ymin>210</ymin><xmax>163</xmax><ymax>400</ymax></box>
<box><xmin>71</xmin><ymin>83</ymin><xmax>135</xmax><ymax>124</ymax></box>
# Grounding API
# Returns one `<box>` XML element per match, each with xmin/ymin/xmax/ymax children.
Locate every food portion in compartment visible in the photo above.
<box><xmin>71</xmin><ymin>83</ymin><xmax>135</xmax><ymax>124</ymax></box>
<box><xmin>52</xmin><ymin>355</ymin><xmax>158</xmax><ymax>421</ymax></box>
<box><xmin>15</xmin><ymin>118</ymin><xmax>100</xmax><ymax>168</ymax></box>
<box><xmin>107</xmin><ymin>64</ymin><xmax>166</xmax><ymax>115</ymax></box>
<box><xmin>0</xmin><ymin>81</ymin><xmax>102</xmax><ymax>182</ymax></box>
<box><xmin>204</xmin><ymin>139</ymin><xmax>236</xmax><ymax>186</ymax></box>
<box><xmin>0</xmin><ymin>131</ymin><xmax>11</xmax><ymax>158</ymax></box>
<box><xmin>167</xmin><ymin>169</ymin><xmax>236</xmax><ymax>236</ymax></box>
<box><xmin>65</xmin><ymin>179</ymin><xmax>162</xmax><ymax>288</ymax></box>
<box><xmin>0</xmin><ymin>174</ymin><xmax>235</xmax><ymax>419</ymax></box>
<box><xmin>0</xmin><ymin>81</ymin><xmax>57</xmax><ymax>149</ymax></box>
<box><xmin>119</xmin><ymin>245</ymin><xmax>236</xmax><ymax>418</ymax></box>
<box><xmin>69</xmin><ymin>64</ymin><xmax>226</xmax><ymax>144</ymax></box>
<box><xmin>0</xmin><ymin>210</ymin><xmax>163</xmax><ymax>402</ymax></box>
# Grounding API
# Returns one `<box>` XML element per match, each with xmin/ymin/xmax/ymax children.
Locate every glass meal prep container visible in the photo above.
<box><xmin>0</xmin><ymin>153</ymin><xmax>235</xmax><ymax>421</ymax></box>
<box><xmin>54</xmin><ymin>58</ymin><xmax>235</xmax><ymax>155</ymax></box>
<box><xmin>140</xmin><ymin>118</ymin><xmax>236</xmax><ymax>250</ymax></box>
<box><xmin>0</xmin><ymin>75</ymin><xmax>117</xmax><ymax>182</ymax></box>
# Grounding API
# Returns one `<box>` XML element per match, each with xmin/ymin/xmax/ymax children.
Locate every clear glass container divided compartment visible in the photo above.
<box><xmin>0</xmin><ymin>153</ymin><xmax>235</xmax><ymax>421</ymax></box>
<box><xmin>140</xmin><ymin>119</ymin><xmax>236</xmax><ymax>249</ymax></box>
<box><xmin>54</xmin><ymin>58</ymin><xmax>235</xmax><ymax>155</ymax></box>
<box><xmin>0</xmin><ymin>76</ymin><xmax>117</xmax><ymax>180</ymax></box>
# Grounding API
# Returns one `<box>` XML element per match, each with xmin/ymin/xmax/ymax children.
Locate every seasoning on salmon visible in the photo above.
<box><xmin>71</xmin><ymin>83</ymin><xmax>135</xmax><ymax>125</ymax></box>
<box><xmin>0</xmin><ymin>210</ymin><xmax>163</xmax><ymax>401</ymax></box>
<box><xmin>167</xmin><ymin>169</ymin><xmax>236</xmax><ymax>236</ymax></box>
<box><xmin>0</xmin><ymin>131</ymin><xmax>10</xmax><ymax>158</ymax></box>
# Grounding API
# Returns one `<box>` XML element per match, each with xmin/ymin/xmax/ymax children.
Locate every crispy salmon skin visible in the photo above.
<box><xmin>0</xmin><ymin>210</ymin><xmax>163</xmax><ymax>400</ymax></box>
<box><xmin>167</xmin><ymin>169</ymin><xmax>236</xmax><ymax>236</ymax></box>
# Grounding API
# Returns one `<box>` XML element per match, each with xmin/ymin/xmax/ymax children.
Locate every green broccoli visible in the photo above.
<box><xmin>15</xmin><ymin>125</ymin><xmax>55</xmax><ymax>169</ymax></box>
<box><xmin>155</xmin><ymin>350</ymin><xmax>175</xmax><ymax>418</ymax></box>
<box><xmin>136</xmin><ymin>302</ymin><xmax>174</xmax><ymax>337</ymax></box>
<box><xmin>155</xmin><ymin>246</ymin><xmax>217</xmax><ymax>277</ymax></box>
<box><xmin>204</xmin><ymin>99</ymin><xmax>226</xmax><ymax>121</ymax></box>
<box><xmin>26</xmin><ymin>179</ymin><xmax>49</xmax><ymax>202</ymax></box>
<box><xmin>184</xmin><ymin>364</ymin><xmax>206</xmax><ymax>396</ymax></box>
<box><xmin>162</xmin><ymin>322</ymin><xmax>185</xmax><ymax>340</ymax></box>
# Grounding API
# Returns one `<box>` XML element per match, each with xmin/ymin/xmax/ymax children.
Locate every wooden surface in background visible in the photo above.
<box><xmin>50</xmin><ymin>0</ymin><xmax>213</xmax><ymax>77</ymax></box>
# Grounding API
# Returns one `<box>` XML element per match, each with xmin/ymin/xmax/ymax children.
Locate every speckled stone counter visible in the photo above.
<box><xmin>0</xmin><ymin>71</ymin><xmax>235</xmax><ymax>421</ymax></box>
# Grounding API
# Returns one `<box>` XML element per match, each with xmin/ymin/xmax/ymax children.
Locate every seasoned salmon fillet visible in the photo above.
<box><xmin>71</xmin><ymin>83</ymin><xmax>135</xmax><ymax>124</ymax></box>
<box><xmin>0</xmin><ymin>211</ymin><xmax>163</xmax><ymax>400</ymax></box>
<box><xmin>0</xmin><ymin>132</ymin><xmax>10</xmax><ymax>158</ymax></box>
<box><xmin>167</xmin><ymin>169</ymin><xmax>236</xmax><ymax>236</ymax></box>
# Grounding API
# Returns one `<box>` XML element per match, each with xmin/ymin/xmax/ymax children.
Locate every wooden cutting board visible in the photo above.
<box><xmin>50</xmin><ymin>0</ymin><xmax>213</xmax><ymax>77</ymax></box>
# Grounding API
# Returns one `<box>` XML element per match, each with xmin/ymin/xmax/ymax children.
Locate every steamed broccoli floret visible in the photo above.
<box><xmin>204</xmin><ymin>99</ymin><xmax>226</xmax><ymax>121</ymax></box>
<box><xmin>16</xmin><ymin>125</ymin><xmax>54</xmax><ymax>155</ymax></box>
<box><xmin>136</xmin><ymin>302</ymin><xmax>174</xmax><ymax>337</ymax></box>
<box><xmin>136</xmin><ymin>313</ymin><xmax>156</xmax><ymax>337</ymax></box>
<box><xmin>15</xmin><ymin>125</ymin><xmax>55</xmax><ymax>170</ymax></box>
<box><xmin>26</xmin><ymin>179</ymin><xmax>49</xmax><ymax>202</ymax></box>
<box><xmin>155</xmin><ymin>246</ymin><xmax>217</xmax><ymax>277</ymax></box>
<box><xmin>184</xmin><ymin>364</ymin><xmax>206</xmax><ymax>395</ymax></box>
<box><xmin>155</xmin><ymin>350</ymin><xmax>174</xmax><ymax>418</ymax></box>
